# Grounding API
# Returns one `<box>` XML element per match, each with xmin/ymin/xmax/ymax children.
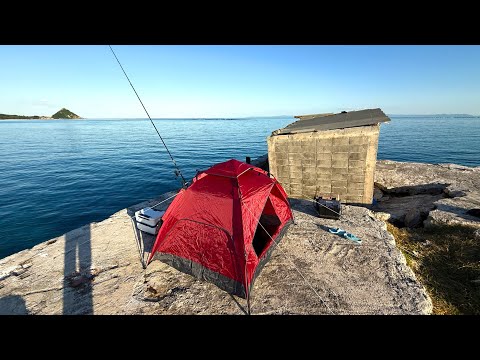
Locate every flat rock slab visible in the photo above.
<box><xmin>375</xmin><ymin>161</ymin><xmax>480</xmax><ymax>228</ymax></box>
<box><xmin>0</xmin><ymin>191</ymin><xmax>431</xmax><ymax>315</ymax></box>
<box><xmin>374</xmin><ymin>193</ymin><xmax>444</xmax><ymax>225</ymax></box>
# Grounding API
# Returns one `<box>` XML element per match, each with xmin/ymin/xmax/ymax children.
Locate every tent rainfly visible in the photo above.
<box><xmin>147</xmin><ymin>159</ymin><xmax>294</xmax><ymax>298</ymax></box>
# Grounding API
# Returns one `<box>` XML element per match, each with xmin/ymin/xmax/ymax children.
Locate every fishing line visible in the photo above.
<box><xmin>108</xmin><ymin>45</ymin><xmax>187</xmax><ymax>187</ymax></box>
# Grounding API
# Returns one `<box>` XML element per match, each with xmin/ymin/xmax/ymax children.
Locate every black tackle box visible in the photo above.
<box><xmin>313</xmin><ymin>196</ymin><xmax>342</xmax><ymax>220</ymax></box>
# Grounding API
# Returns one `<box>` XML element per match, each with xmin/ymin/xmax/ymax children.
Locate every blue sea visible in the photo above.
<box><xmin>0</xmin><ymin>116</ymin><xmax>479</xmax><ymax>259</ymax></box>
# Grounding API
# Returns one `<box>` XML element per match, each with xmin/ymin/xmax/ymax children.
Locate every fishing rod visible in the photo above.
<box><xmin>108</xmin><ymin>45</ymin><xmax>187</xmax><ymax>188</ymax></box>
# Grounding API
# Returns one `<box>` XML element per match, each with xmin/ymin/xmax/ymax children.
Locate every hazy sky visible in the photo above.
<box><xmin>1</xmin><ymin>45</ymin><xmax>479</xmax><ymax>118</ymax></box>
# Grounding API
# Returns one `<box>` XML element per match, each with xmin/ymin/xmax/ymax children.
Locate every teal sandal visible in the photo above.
<box><xmin>328</xmin><ymin>227</ymin><xmax>345</xmax><ymax>235</ymax></box>
<box><xmin>328</xmin><ymin>227</ymin><xmax>361</xmax><ymax>244</ymax></box>
<box><xmin>344</xmin><ymin>232</ymin><xmax>361</xmax><ymax>244</ymax></box>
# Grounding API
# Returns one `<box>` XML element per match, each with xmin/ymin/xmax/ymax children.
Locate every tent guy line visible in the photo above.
<box><xmin>148</xmin><ymin>192</ymin><xmax>180</xmax><ymax>211</ymax></box>
<box><xmin>108</xmin><ymin>44</ymin><xmax>338</xmax><ymax>314</ymax></box>
<box><xmin>131</xmin><ymin>182</ymin><xmax>336</xmax><ymax>314</ymax></box>
<box><xmin>241</xmin><ymin>198</ymin><xmax>334</xmax><ymax>314</ymax></box>
<box><xmin>146</xmin><ymin>159</ymin><xmax>294</xmax><ymax>303</ymax></box>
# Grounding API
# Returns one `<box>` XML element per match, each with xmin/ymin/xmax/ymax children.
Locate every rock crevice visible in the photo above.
<box><xmin>374</xmin><ymin>161</ymin><xmax>480</xmax><ymax>229</ymax></box>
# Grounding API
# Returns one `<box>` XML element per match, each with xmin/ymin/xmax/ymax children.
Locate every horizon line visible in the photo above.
<box><xmin>3</xmin><ymin>113</ymin><xmax>480</xmax><ymax>120</ymax></box>
<box><xmin>78</xmin><ymin>113</ymin><xmax>480</xmax><ymax>119</ymax></box>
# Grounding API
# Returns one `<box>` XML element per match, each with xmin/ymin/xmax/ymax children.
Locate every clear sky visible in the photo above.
<box><xmin>1</xmin><ymin>45</ymin><xmax>479</xmax><ymax>118</ymax></box>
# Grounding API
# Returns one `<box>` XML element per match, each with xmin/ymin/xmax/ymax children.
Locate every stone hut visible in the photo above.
<box><xmin>267</xmin><ymin>108</ymin><xmax>390</xmax><ymax>204</ymax></box>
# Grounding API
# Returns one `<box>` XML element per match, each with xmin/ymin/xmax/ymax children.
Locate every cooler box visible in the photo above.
<box><xmin>135</xmin><ymin>207</ymin><xmax>165</xmax><ymax>235</ymax></box>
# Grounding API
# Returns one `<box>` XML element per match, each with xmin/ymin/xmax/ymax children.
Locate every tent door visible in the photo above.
<box><xmin>252</xmin><ymin>197</ymin><xmax>282</xmax><ymax>258</ymax></box>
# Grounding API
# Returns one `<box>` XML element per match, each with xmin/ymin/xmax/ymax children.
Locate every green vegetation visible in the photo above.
<box><xmin>388</xmin><ymin>223</ymin><xmax>480</xmax><ymax>314</ymax></box>
<box><xmin>0</xmin><ymin>113</ymin><xmax>41</xmax><ymax>119</ymax></box>
<box><xmin>51</xmin><ymin>108</ymin><xmax>81</xmax><ymax>119</ymax></box>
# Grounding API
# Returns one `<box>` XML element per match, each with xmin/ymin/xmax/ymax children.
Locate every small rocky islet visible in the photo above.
<box><xmin>0</xmin><ymin>108</ymin><xmax>82</xmax><ymax>120</ymax></box>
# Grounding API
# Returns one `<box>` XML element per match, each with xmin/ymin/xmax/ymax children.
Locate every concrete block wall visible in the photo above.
<box><xmin>267</xmin><ymin>125</ymin><xmax>380</xmax><ymax>204</ymax></box>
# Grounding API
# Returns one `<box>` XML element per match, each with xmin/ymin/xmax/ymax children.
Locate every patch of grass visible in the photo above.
<box><xmin>387</xmin><ymin>223</ymin><xmax>480</xmax><ymax>315</ymax></box>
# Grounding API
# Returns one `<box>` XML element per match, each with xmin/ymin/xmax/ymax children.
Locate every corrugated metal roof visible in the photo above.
<box><xmin>272</xmin><ymin>108</ymin><xmax>390</xmax><ymax>135</ymax></box>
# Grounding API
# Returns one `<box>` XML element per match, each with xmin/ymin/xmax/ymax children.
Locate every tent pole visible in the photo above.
<box><xmin>247</xmin><ymin>292</ymin><xmax>251</xmax><ymax>315</ymax></box>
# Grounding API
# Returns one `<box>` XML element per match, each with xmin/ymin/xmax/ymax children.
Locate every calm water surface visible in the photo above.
<box><xmin>0</xmin><ymin>116</ymin><xmax>478</xmax><ymax>258</ymax></box>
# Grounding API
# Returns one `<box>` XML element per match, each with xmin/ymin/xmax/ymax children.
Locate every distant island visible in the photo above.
<box><xmin>51</xmin><ymin>108</ymin><xmax>82</xmax><ymax>119</ymax></box>
<box><xmin>0</xmin><ymin>108</ymin><xmax>82</xmax><ymax>120</ymax></box>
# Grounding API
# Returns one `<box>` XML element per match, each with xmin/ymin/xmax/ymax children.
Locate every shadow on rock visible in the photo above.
<box><xmin>63</xmin><ymin>225</ymin><xmax>93</xmax><ymax>315</ymax></box>
<box><xmin>0</xmin><ymin>295</ymin><xmax>29</xmax><ymax>315</ymax></box>
<box><xmin>288</xmin><ymin>198</ymin><xmax>319</xmax><ymax>217</ymax></box>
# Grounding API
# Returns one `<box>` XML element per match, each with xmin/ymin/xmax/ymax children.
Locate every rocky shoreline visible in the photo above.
<box><xmin>374</xmin><ymin>161</ymin><xmax>480</xmax><ymax>229</ymax></box>
<box><xmin>0</xmin><ymin>159</ymin><xmax>478</xmax><ymax>315</ymax></box>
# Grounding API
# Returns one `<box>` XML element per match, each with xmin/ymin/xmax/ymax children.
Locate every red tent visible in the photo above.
<box><xmin>147</xmin><ymin>159</ymin><xmax>293</xmax><ymax>298</ymax></box>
